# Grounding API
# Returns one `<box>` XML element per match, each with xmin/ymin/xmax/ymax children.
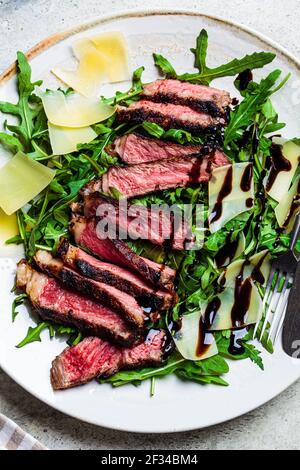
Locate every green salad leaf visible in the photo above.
<box><xmin>154</xmin><ymin>29</ymin><xmax>276</xmax><ymax>86</ymax></box>
<box><xmin>0</xmin><ymin>52</ymin><xmax>44</xmax><ymax>152</ymax></box>
<box><xmin>16</xmin><ymin>322</ymin><xmax>49</xmax><ymax>348</ymax></box>
<box><xmin>224</xmin><ymin>70</ymin><xmax>285</xmax><ymax>146</ymax></box>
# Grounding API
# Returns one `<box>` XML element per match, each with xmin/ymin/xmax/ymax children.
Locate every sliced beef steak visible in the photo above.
<box><xmin>82</xmin><ymin>192</ymin><xmax>193</xmax><ymax>250</ymax></box>
<box><xmin>34</xmin><ymin>250</ymin><xmax>147</xmax><ymax>329</ymax></box>
<box><xmin>142</xmin><ymin>79</ymin><xmax>232</xmax><ymax>116</ymax></box>
<box><xmin>58</xmin><ymin>239</ymin><xmax>175</xmax><ymax>310</ymax></box>
<box><xmin>100</xmin><ymin>151</ymin><xmax>229</xmax><ymax>199</ymax></box>
<box><xmin>70</xmin><ymin>216</ymin><xmax>176</xmax><ymax>291</ymax></box>
<box><xmin>117</xmin><ymin>100</ymin><xmax>226</xmax><ymax>133</ymax></box>
<box><xmin>16</xmin><ymin>261</ymin><xmax>138</xmax><ymax>346</ymax></box>
<box><xmin>51</xmin><ymin>329</ymin><xmax>168</xmax><ymax>390</ymax></box>
<box><xmin>113</xmin><ymin>133</ymin><xmax>204</xmax><ymax>164</ymax></box>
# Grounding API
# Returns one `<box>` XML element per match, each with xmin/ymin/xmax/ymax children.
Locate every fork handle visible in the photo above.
<box><xmin>289</xmin><ymin>212</ymin><xmax>300</xmax><ymax>254</ymax></box>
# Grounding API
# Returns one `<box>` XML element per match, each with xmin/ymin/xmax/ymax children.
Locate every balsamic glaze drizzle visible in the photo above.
<box><xmin>215</xmin><ymin>231</ymin><xmax>239</xmax><ymax>268</ymax></box>
<box><xmin>210</xmin><ymin>166</ymin><xmax>233</xmax><ymax>224</ymax></box>
<box><xmin>240</xmin><ymin>163</ymin><xmax>253</xmax><ymax>192</ymax></box>
<box><xmin>228</xmin><ymin>328</ymin><xmax>248</xmax><ymax>355</ymax></box>
<box><xmin>236</xmin><ymin>69</ymin><xmax>253</xmax><ymax>91</ymax></box>
<box><xmin>266</xmin><ymin>143</ymin><xmax>292</xmax><ymax>192</ymax></box>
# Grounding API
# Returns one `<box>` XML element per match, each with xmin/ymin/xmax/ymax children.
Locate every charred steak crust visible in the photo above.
<box><xmin>16</xmin><ymin>261</ymin><xmax>138</xmax><ymax>347</ymax></box>
<box><xmin>51</xmin><ymin>329</ymin><xmax>169</xmax><ymax>390</ymax></box>
<box><xmin>141</xmin><ymin>79</ymin><xmax>232</xmax><ymax>114</ymax></box>
<box><xmin>141</xmin><ymin>91</ymin><xmax>225</xmax><ymax>117</ymax></box>
<box><xmin>57</xmin><ymin>239</ymin><xmax>176</xmax><ymax>310</ymax></box>
<box><xmin>117</xmin><ymin>105</ymin><xmax>223</xmax><ymax>134</ymax></box>
<box><xmin>34</xmin><ymin>251</ymin><xmax>147</xmax><ymax>329</ymax></box>
<box><xmin>69</xmin><ymin>216</ymin><xmax>176</xmax><ymax>291</ymax></box>
<box><xmin>35</xmin><ymin>305</ymin><xmax>138</xmax><ymax>347</ymax></box>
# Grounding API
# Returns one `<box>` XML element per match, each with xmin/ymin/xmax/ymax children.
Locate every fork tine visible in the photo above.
<box><xmin>274</xmin><ymin>295</ymin><xmax>289</xmax><ymax>343</ymax></box>
<box><xmin>253</xmin><ymin>266</ymin><xmax>277</xmax><ymax>338</ymax></box>
<box><xmin>267</xmin><ymin>274</ymin><xmax>290</xmax><ymax>341</ymax></box>
<box><xmin>259</xmin><ymin>269</ymin><xmax>281</xmax><ymax>341</ymax></box>
<box><xmin>272</xmin><ymin>274</ymin><xmax>294</xmax><ymax>343</ymax></box>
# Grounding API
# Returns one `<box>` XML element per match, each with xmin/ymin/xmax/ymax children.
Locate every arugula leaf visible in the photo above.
<box><xmin>242</xmin><ymin>343</ymin><xmax>264</xmax><ymax>370</ymax></box>
<box><xmin>0</xmin><ymin>52</ymin><xmax>43</xmax><ymax>151</ymax></box>
<box><xmin>0</xmin><ymin>132</ymin><xmax>23</xmax><ymax>153</ymax></box>
<box><xmin>153</xmin><ymin>29</ymin><xmax>276</xmax><ymax>86</ymax></box>
<box><xmin>101</xmin><ymin>352</ymin><xmax>229</xmax><ymax>388</ymax></box>
<box><xmin>16</xmin><ymin>322</ymin><xmax>49</xmax><ymax>348</ymax></box>
<box><xmin>141</xmin><ymin>121</ymin><xmax>202</xmax><ymax>145</ymax></box>
<box><xmin>103</xmin><ymin>66</ymin><xmax>145</xmax><ymax>106</ymax></box>
<box><xmin>12</xmin><ymin>293</ymin><xmax>27</xmax><ymax>322</ymax></box>
<box><xmin>191</xmin><ymin>29</ymin><xmax>208</xmax><ymax>74</ymax></box>
<box><xmin>152</xmin><ymin>54</ymin><xmax>177</xmax><ymax>78</ymax></box>
<box><xmin>224</xmin><ymin>70</ymin><xmax>282</xmax><ymax>146</ymax></box>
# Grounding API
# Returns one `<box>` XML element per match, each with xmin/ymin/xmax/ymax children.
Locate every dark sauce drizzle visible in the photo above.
<box><xmin>215</xmin><ymin>231</ymin><xmax>239</xmax><ymax>268</ymax></box>
<box><xmin>231</xmin><ymin>277</ymin><xmax>252</xmax><ymax>328</ymax></box>
<box><xmin>283</xmin><ymin>179</ymin><xmax>300</xmax><ymax>228</ymax></box>
<box><xmin>240</xmin><ymin>163</ymin><xmax>253</xmax><ymax>192</ymax></box>
<box><xmin>196</xmin><ymin>317</ymin><xmax>213</xmax><ymax>357</ymax></box>
<box><xmin>210</xmin><ymin>165</ymin><xmax>233</xmax><ymax>224</ymax></box>
<box><xmin>228</xmin><ymin>328</ymin><xmax>248</xmax><ymax>355</ymax></box>
<box><xmin>251</xmin><ymin>251</ymin><xmax>269</xmax><ymax>285</ymax></box>
<box><xmin>246</xmin><ymin>197</ymin><xmax>254</xmax><ymax>208</ymax></box>
<box><xmin>236</xmin><ymin>69</ymin><xmax>253</xmax><ymax>91</ymax></box>
<box><xmin>266</xmin><ymin>143</ymin><xmax>292</xmax><ymax>192</ymax></box>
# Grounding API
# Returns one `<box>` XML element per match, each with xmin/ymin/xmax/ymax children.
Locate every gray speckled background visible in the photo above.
<box><xmin>1</xmin><ymin>0</ymin><xmax>300</xmax><ymax>450</ymax></box>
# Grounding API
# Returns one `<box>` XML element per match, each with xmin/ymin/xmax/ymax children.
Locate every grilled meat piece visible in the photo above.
<box><xmin>16</xmin><ymin>260</ymin><xmax>138</xmax><ymax>346</ymax></box>
<box><xmin>58</xmin><ymin>239</ymin><xmax>176</xmax><ymax>310</ymax></box>
<box><xmin>51</xmin><ymin>329</ymin><xmax>168</xmax><ymax>390</ymax></box>
<box><xmin>82</xmin><ymin>192</ymin><xmax>194</xmax><ymax>250</ymax></box>
<box><xmin>100</xmin><ymin>151</ymin><xmax>229</xmax><ymax>199</ymax></box>
<box><xmin>34</xmin><ymin>250</ymin><xmax>148</xmax><ymax>329</ymax></box>
<box><xmin>142</xmin><ymin>79</ymin><xmax>231</xmax><ymax>116</ymax></box>
<box><xmin>113</xmin><ymin>133</ymin><xmax>204</xmax><ymax>165</ymax></box>
<box><xmin>117</xmin><ymin>100</ymin><xmax>226</xmax><ymax>133</ymax></box>
<box><xmin>70</xmin><ymin>216</ymin><xmax>176</xmax><ymax>291</ymax></box>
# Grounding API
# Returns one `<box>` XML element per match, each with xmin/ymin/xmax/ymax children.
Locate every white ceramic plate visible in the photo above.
<box><xmin>1</xmin><ymin>9</ymin><xmax>300</xmax><ymax>433</ymax></box>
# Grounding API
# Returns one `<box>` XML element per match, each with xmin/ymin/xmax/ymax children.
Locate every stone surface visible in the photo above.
<box><xmin>0</xmin><ymin>0</ymin><xmax>300</xmax><ymax>450</ymax></box>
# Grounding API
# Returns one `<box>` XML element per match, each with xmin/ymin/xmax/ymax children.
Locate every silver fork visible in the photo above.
<box><xmin>253</xmin><ymin>212</ymin><xmax>300</xmax><ymax>344</ymax></box>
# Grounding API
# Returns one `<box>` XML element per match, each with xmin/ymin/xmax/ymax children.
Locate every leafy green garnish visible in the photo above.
<box><xmin>224</xmin><ymin>70</ymin><xmax>287</xmax><ymax>146</ymax></box>
<box><xmin>0</xmin><ymin>52</ymin><xmax>44</xmax><ymax>152</ymax></box>
<box><xmin>12</xmin><ymin>293</ymin><xmax>27</xmax><ymax>322</ymax></box>
<box><xmin>154</xmin><ymin>29</ymin><xmax>276</xmax><ymax>86</ymax></box>
<box><xmin>103</xmin><ymin>66</ymin><xmax>145</xmax><ymax>106</ymax></box>
<box><xmin>16</xmin><ymin>321</ymin><xmax>80</xmax><ymax>348</ymax></box>
<box><xmin>101</xmin><ymin>352</ymin><xmax>229</xmax><ymax>389</ymax></box>
<box><xmin>16</xmin><ymin>322</ymin><xmax>49</xmax><ymax>348</ymax></box>
<box><xmin>141</xmin><ymin>121</ymin><xmax>203</xmax><ymax>145</ymax></box>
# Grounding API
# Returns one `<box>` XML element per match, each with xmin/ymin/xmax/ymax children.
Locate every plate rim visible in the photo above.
<box><xmin>1</xmin><ymin>7</ymin><xmax>299</xmax><ymax>85</ymax></box>
<box><xmin>1</xmin><ymin>8</ymin><xmax>300</xmax><ymax>433</ymax></box>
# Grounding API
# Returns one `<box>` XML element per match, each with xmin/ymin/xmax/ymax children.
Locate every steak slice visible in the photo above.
<box><xmin>142</xmin><ymin>79</ymin><xmax>232</xmax><ymax>116</ymax></box>
<box><xmin>117</xmin><ymin>100</ymin><xmax>226</xmax><ymax>133</ymax></box>
<box><xmin>16</xmin><ymin>260</ymin><xmax>138</xmax><ymax>346</ymax></box>
<box><xmin>101</xmin><ymin>151</ymin><xmax>230</xmax><ymax>199</ymax></box>
<box><xmin>51</xmin><ymin>329</ymin><xmax>168</xmax><ymax>390</ymax></box>
<box><xmin>70</xmin><ymin>216</ymin><xmax>176</xmax><ymax>291</ymax></box>
<box><xmin>58</xmin><ymin>239</ymin><xmax>175</xmax><ymax>310</ymax></box>
<box><xmin>113</xmin><ymin>133</ymin><xmax>204</xmax><ymax>164</ymax></box>
<box><xmin>82</xmin><ymin>192</ymin><xmax>193</xmax><ymax>250</ymax></box>
<box><xmin>34</xmin><ymin>250</ymin><xmax>147</xmax><ymax>329</ymax></box>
